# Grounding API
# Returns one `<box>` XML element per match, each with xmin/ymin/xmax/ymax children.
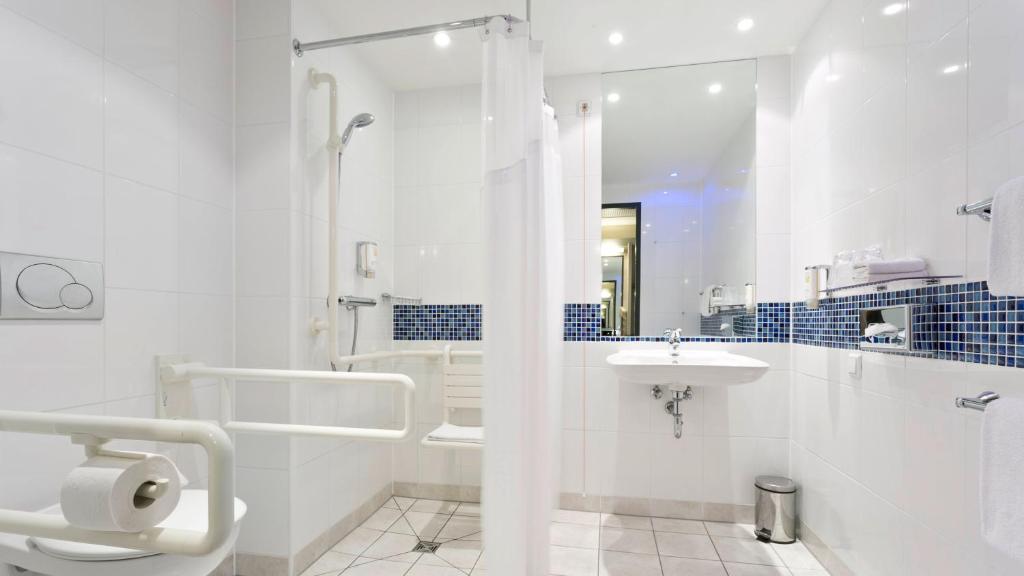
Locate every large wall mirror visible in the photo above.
<box><xmin>602</xmin><ymin>60</ymin><xmax>757</xmax><ymax>337</ymax></box>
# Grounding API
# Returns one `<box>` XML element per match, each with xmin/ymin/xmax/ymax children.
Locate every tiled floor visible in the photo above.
<box><xmin>300</xmin><ymin>498</ymin><xmax>830</xmax><ymax>576</ymax></box>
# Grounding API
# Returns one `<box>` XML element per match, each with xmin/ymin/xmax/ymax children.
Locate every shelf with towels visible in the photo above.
<box><xmin>956</xmin><ymin>391</ymin><xmax>1000</xmax><ymax>411</ymax></box>
<box><xmin>956</xmin><ymin>198</ymin><xmax>992</xmax><ymax>221</ymax></box>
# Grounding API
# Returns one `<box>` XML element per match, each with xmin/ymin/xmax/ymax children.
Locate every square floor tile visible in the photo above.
<box><xmin>771</xmin><ymin>542</ymin><xmax>824</xmax><ymax>571</ymax></box>
<box><xmin>334</xmin><ymin>527</ymin><xmax>384</xmax><ymax>556</ymax></box>
<box><xmin>434</xmin><ymin>539</ymin><xmax>483</xmax><ymax>569</ymax></box>
<box><xmin>551</xmin><ymin>522</ymin><xmax>600</xmax><ymax>549</ymax></box>
<box><xmin>652</xmin><ymin>518</ymin><xmax>707</xmax><ymax>535</ymax></box>
<box><xmin>404</xmin><ymin>512</ymin><xmax>454</xmax><ymax>540</ymax></box>
<box><xmin>437</xmin><ymin>515</ymin><xmax>482</xmax><ymax>540</ymax></box>
<box><xmin>655</xmin><ymin>532</ymin><xmax>719</xmax><ymax>561</ymax></box>
<box><xmin>362</xmin><ymin>533</ymin><xmax>421</xmax><ymax>560</ymax></box>
<box><xmin>661</xmin><ymin>556</ymin><xmax>728</xmax><ymax>576</ymax></box>
<box><xmin>601</xmin><ymin>514</ymin><xmax>653</xmax><ymax>530</ymax></box>
<box><xmin>455</xmin><ymin>502</ymin><xmax>481</xmax><ymax>516</ymax></box>
<box><xmin>342</xmin><ymin>559</ymin><xmax>417</xmax><ymax>575</ymax></box>
<box><xmin>711</xmin><ymin>537</ymin><xmax>783</xmax><ymax>566</ymax></box>
<box><xmin>600</xmin><ymin>527</ymin><xmax>658</xmax><ymax>554</ymax></box>
<box><xmin>361</xmin><ymin>507</ymin><xmax>403</xmax><ymax>531</ymax></box>
<box><xmin>598</xmin><ymin>550</ymin><xmax>662</xmax><ymax>576</ymax></box>
<box><xmin>722</xmin><ymin>563</ymin><xmax>789</xmax><ymax>576</ymax></box>
<box><xmin>553</xmin><ymin>509</ymin><xmax>602</xmax><ymax>526</ymax></box>
<box><xmin>393</xmin><ymin>497</ymin><xmax>417</xmax><ymax>511</ymax></box>
<box><xmin>550</xmin><ymin>545</ymin><xmax>599</xmax><ymax>576</ymax></box>
<box><xmin>411</xmin><ymin>499</ymin><xmax>459</xmax><ymax>514</ymax></box>
<box><xmin>704</xmin><ymin>523</ymin><xmax>755</xmax><ymax>539</ymax></box>
<box><xmin>301</xmin><ymin>550</ymin><xmax>357</xmax><ymax>576</ymax></box>
<box><xmin>787</xmin><ymin>570</ymin><xmax>830</xmax><ymax>576</ymax></box>
<box><xmin>405</xmin><ymin>563</ymin><xmax>466</xmax><ymax>576</ymax></box>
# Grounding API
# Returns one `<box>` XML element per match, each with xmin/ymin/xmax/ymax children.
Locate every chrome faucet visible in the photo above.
<box><xmin>663</xmin><ymin>328</ymin><xmax>684</xmax><ymax>356</ymax></box>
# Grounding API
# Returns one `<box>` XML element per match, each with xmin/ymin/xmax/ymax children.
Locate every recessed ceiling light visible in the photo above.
<box><xmin>670</xmin><ymin>172</ymin><xmax>679</xmax><ymax>177</ymax></box>
<box><xmin>708</xmin><ymin>83</ymin><xmax>723</xmax><ymax>95</ymax></box>
<box><xmin>882</xmin><ymin>3</ymin><xmax>906</xmax><ymax>16</ymax></box>
<box><xmin>942</xmin><ymin>64</ymin><xmax>962</xmax><ymax>74</ymax></box>
<box><xmin>608</xmin><ymin>31</ymin><xmax>624</xmax><ymax>45</ymax></box>
<box><xmin>606</xmin><ymin>92</ymin><xmax>620</xmax><ymax>103</ymax></box>
<box><xmin>433</xmin><ymin>31</ymin><xmax>451</xmax><ymax>47</ymax></box>
<box><xmin>736</xmin><ymin>18</ymin><xmax>755</xmax><ymax>32</ymax></box>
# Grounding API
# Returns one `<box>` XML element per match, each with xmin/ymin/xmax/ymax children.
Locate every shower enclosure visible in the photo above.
<box><xmin>231</xmin><ymin>4</ymin><xmax>562</xmax><ymax>574</ymax></box>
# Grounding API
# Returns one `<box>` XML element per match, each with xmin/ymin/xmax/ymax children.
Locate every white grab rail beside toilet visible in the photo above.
<box><xmin>157</xmin><ymin>356</ymin><xmax>416</xmax><ymax>441</ymax></box>
<box><xmin>0</xmin><ymin>410</ymin><xmax>233</xmax><ymax>557</ymax></box>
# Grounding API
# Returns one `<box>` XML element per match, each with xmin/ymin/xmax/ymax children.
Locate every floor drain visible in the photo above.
<box><xmin>413</xmin><ymin>541</ymin><xmax>441</xmax><ymax>554</ymax></box>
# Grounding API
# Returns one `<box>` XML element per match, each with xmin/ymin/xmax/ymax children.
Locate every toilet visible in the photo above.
<box><xmin>0</xmin><ymin>490</ymin><xmax>246</xmax><ymax>576</ymax></box>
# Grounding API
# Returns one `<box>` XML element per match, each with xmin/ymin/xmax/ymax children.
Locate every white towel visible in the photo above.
<box><xmin>982</xmin><ymin>396</ymin><xmax>1024</xmax><ymax>564</ymax></box>
<box><xmin>427</xmin><ymin>423</ymin><xmax>483</xmax><ymax>444</ymax></box>
<box><xmin>853</xmin><ymin>257</ymin><xmax>927</xmax><ymax>275</ymax></box>
<box><xmin>988</xmin><ymin>176</ymin><xmax>1024</xmax><ymax>296</ymax></box>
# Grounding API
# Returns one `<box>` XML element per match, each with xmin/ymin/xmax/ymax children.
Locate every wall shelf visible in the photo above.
<box><xmin>823</xmin><ymin>275</ymin><xmax>964</xmax><ymax>295</ymax></box>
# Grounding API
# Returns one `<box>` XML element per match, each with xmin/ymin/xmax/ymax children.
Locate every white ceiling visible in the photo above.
<box><xmin>310</xmin><ymin>0</ymin><xmax>828</xmax><ymax>91</ymax></box>
<box><xmin>602</xmin><ymin>60</ymin><xmax>756</xmax><ymax>186</ymax></box>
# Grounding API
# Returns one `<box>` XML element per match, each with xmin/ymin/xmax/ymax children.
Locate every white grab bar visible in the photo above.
<box><xmin>158</xmin><ymin>358</ymin><xmax>415</xmax><ymax>441</ymax></box>
<box><xmin>0</xmin><ymin>410</ymin><xmax>233</xmax><ymax>557</ymax></box>
<box><xmin>334</xmin><ymin>349</ymin><xmax>482</xmax><ymax>366</ymax></box>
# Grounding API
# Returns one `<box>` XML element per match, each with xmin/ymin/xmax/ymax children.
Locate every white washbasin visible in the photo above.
<box><xmin>606</xmin><ymin>349</ymin><xmax>769</xmax><ymax>389</ymax></box>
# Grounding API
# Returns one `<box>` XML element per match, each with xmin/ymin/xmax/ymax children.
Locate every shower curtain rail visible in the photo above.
<box><xmin>293</xmin><ymin>14</ymin><xmax>523</xmax><ymax>56</ymax></box>
<box><xmin>157</xmin><ymin>357</ymin><xmax>415</xmax><ymax>441</ymax></box>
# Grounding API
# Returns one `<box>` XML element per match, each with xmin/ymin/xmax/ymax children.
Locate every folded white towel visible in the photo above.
<box><xmin>853</xmin><ymin>257</ymin><xmax>927</xmax><ymax>275</ymax></box>
<box><xmin>427</xmin><ymin>423</ymin><xmax>483</xmax><ymax>444</ymax></box>
<box><xmin>988</xmin><ymin>176</ymin><xmax>1024</xmax><ymax>296</ymax></box>
<box><xmin>982</xmin><ymin>396</ymin><xmax>1024</xmax><ymax>564</ymax></box>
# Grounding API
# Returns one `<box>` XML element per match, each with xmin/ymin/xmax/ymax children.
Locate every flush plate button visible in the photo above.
<box><xmin>1</xmin><ymin>252</ymin><xmax>103</xmax><ymax>320</ymax></box>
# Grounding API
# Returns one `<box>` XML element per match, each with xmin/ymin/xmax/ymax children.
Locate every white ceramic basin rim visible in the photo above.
<box><xmin>606</xmin><ymin>349</ymin><xmax>770</xmax><ymax>388</ymax></box>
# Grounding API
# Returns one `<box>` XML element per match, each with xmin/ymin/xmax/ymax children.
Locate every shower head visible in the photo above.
<box><xmin>340</xmin><ymin>113</ymin><xmax>375</xmax><ymax>149</ymax></box>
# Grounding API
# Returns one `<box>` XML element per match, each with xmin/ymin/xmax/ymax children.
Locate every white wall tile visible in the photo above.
<box><xmin>236</xmin><ymin>35</ymin><xmax>290</xmax><ymax>125</ymax></box>
<box><xmin>907</xmin><ymin>20</ymin><xmax>968</xmax><ymax>174</ymax></box>
<box><xmin>237</xmin><ymin>122</ymin><xmax>291</xmax><ymax>212</ymax></box>
<box><xmin>180</xmin><ymin>1</ymin><xmax>233</xmax><ymax>121</ymax></box>
<box><xmin>236</xmin><ymin>0</ymin><xmax>289</xmax><ymax>40</ymax></box>
<box><xmin>178</xmin><ymin>198</ymin><xmax>233</xmax><ymax>295</ymax></box>
<box><xmin>0</xmin><ymin>0</ymin><xmax>103</xmax><ymax>54</ymax></box>
<box><xmin>180</xmin><ymin>102</ymin><xmax>233</xmax><ymax>208</ymax></box>
<box><xmin>0</xmin><ymin>8</ymin><xmax>103</xmax><ymax>168</ymax></box>
<box><xmin>0</xmin><ymin>143</ymin><xmax>104</xmax><ymax>261</ymax></box>
<box><xmin>0</xmin><ymin>323</ymin><xmax>104</xmax><ymax>411</ymax></box>
<box><xmin>103</xmin><ymin>0</ymin><xmax>178</xmax><ymax>93</ymax></box>
<box><xmin>104</xmin><ymin>63</ymin><xmax>179</xmax><ymax>192</ymax></box>
<box><xmin>104</xmin><ymin>288</ymin><xmax>177</xmax><ymax>400</ymax></box>
<box><xmin>105</xmin><ymin>176</ymin><xmax>179</xmax><ymax>291</ymax></box>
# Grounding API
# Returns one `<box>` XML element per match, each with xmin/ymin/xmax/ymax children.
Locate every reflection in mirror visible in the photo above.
<box><xmin>602</xmin><ymin>59</ymin><xmax>757</xmax><ymax>337</ymax></box>
<box><xmin>601</xmin><ymin>205</ymin><xmax>640</xmax><ymax>336</ymax></box>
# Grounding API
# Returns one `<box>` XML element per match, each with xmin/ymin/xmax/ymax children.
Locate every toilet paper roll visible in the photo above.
<box><xmin>59</xmin><ymin>453</ymin><xmax>182</xmax><ymax>532</ymax></box>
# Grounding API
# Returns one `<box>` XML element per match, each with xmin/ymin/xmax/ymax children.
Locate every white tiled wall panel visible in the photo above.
<box><xmin>0</xmin><ymin>0</ymin><xmax>234</xmax><ymax>521</ymax></box>
<box><xmin>790</xmin><ymin>0</ymin><xmax>1024</xmax><ymax>573</ymax></box>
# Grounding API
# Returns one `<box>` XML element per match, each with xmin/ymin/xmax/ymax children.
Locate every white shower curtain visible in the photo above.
<box><xmin>480</xmin><ymin>17</ymin><xmax>564</xmax><ymax>576</ymax></box>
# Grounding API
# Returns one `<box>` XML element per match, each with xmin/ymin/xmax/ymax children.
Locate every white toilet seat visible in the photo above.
<box><xmin>0</xmin><ymin>490</ymin><xmax>246</xmax><ymax>576</ymax></box>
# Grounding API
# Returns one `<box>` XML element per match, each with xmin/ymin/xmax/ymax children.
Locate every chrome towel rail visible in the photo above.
<box><xmin>382</xmin><ymin>293</ymin><xmax>423</xmax><ymax>305</ymax></box>
<box><xmin>955</xmin><ymin>391</ymin><xmax>1000</xmax><ymax>411</ymax></box>
<box><xmin>956</xmin><ymin>198</ymin><xmax>992</xmax><ymax>221</ymax></box>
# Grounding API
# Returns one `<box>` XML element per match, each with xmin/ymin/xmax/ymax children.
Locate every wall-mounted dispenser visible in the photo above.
<box><xmin>357</xmin><ymin>241</ymin><xmax>378</xmax><ymax>279</ymax></box>
<box><xmin>859</xmin><ymin>305</ymin><xmax>913</xmax><ymax>351</ymax></box>
<box><xmin>803</xmin><ymin>265</ymin><xmax>829</xmax><ymax>309</ymax></box>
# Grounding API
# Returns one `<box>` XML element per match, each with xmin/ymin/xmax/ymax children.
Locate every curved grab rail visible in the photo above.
<box><xmin>0</xmin><ymin>411</ymin><xmax>233</xmax><ymax>557</ymax></box>
<box><xmin>158</xmin><ymin>360</ymin><xmax>416</xmax><ymax>441</ymax></box>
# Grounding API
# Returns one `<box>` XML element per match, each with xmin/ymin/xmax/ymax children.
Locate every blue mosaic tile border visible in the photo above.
<box><xmin>793</xmin><ymin>281</ymin><xmax>1024</xmax><ymax>368</ymax></box>
<box><xmin>393</xmin><ymin>304</ymin><xmax>481</xmax><ymax>341</ymax></box>
<box><xmin>563</xmin><ymin>302</ymin><xmax>791</xmax><ymax>343</ymax></box>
